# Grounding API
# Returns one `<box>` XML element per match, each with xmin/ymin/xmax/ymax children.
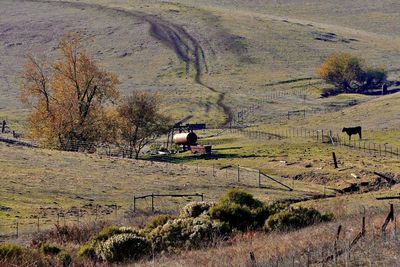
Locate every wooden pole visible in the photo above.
<box><xmin>258</xmin><ymin>169</ymin><xmax>261</xmax><ymax>188</ymax></box>
<box><xmin>237</xmin><ymin>165</ymin><xmax>240</xmax><ymax>182</ymax></box>
<box><xmin>332</xmin><ymin>152</ymin><xmax>338</xmax><ymax>168</ymax></box>
<box><xmin>133</xmin><ymin>196</ymin><xmax>136</xmax><ymax>212</ymax></box>
<box><xmin>151</xmin><ymin>193</ymin><xmax>154</xmax><ymax>212</ymax></box>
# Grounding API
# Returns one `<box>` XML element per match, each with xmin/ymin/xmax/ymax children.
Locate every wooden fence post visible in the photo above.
<box><xmin>151</xmin><ymin>193</ymin><xmax>154</xmax><ymax>212</ymax></box>
<box><xmin>237</xmin><ymin>165</ymin><xmax>240</xmax><ymax>182</ymax></box>
<box><xmin>332</xmin><ymin>152</ymin><xmax>338</xmax><ymax>168</ymax></box>
<box><xmin>133</xmin><ymin>196</ymin><xmax>136</xmax><ymax>212</ymax></box>
<box><xmin>382</xmin><ymin>204</ymin><xmax>394</xmax><ymax>233</ymax></box>
<box><xmin>258</xmin><ymin>170</ymin><xmax>261</xmax><ymax>188</ymax></box>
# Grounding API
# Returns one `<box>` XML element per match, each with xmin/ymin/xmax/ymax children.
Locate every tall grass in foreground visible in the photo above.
<box><xmin>139</xmin><ymin>212</ymin><xmax>400</xmax><ymax>266</ymax></box>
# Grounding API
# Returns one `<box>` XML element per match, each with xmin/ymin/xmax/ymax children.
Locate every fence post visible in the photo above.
<box><xmin>201</xmin><ymin>193</ymin><xmax>204</xmax><ymax>201</ymax></box>
<box><xmin>133</xmin><ymin>196</ymin><xmax>136</xmax><ymax>212</ymax></box>
<box><xmin>237</xmin><ymin>165</ymin><xmax>240</xmax><ymax>182</ymax></box>
<box><xmin>258</xmin><ymin>170</ymin><xmax>261</xmax><ymax>188</ymax></box>
<box><xmin>37</xmin><ymin>217</ymin><xmax>40</xmax><ymax>232</ymax></box>
<box><xmin>16</xmin><ymin>220</ymin><xmax>19</xmax><ymax>238</ymax></box>
<box><xmin>332</xmin><ymin>152</ymin><xmax>338</xmax><ymax>168</ymax></box>
<box><xmin>151</xmin><ymin>193</ymin><xmax>154</xmax><ymax>212</ymax></box>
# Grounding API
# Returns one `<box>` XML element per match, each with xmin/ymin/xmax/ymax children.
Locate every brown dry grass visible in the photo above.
<box><xmin>138</xmin><ymin>210</ymin><xmax>400</xmax><ymax>266</ymax></box>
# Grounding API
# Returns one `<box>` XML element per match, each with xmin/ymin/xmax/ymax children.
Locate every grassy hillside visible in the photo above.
<box><xmin>1</xmin><ymin>0</ymin><xmax>400</xmax><ymax>127</ymax></box>
<box><xmin>253</xmin><ymin>92</ymin><xmax>400</xmax><ymax>145</ymax></box>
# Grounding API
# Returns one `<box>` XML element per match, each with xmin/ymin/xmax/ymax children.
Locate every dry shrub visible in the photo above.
<box><xmin>0</xmin><ymin>243</ymin><xmax>48</xmax><ymax>266</ymax></box>
<box><xmin>31</xmin><ymin>221</ymin><xmax>109</xmax><ymax>247</ymax></box>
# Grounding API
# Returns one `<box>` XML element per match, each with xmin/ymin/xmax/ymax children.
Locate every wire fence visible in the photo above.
<box><xmin>230</xmin><ymin>87</ymin><xmax>308</xmax><ymax>126</ymax></box>
<box><xmin>0</xmin><ymin>161</ymin><xmax>306</xmax><ymax>239</ymax></box>
<box><xmin>231</xmin><ymin>126</ymin><xmax>400</xmax><ymax>159</ymax></box>
<box><xmin>0</xmin><ymin>204</ymin><xmax>121</xmax><ymax>239</ymax></box>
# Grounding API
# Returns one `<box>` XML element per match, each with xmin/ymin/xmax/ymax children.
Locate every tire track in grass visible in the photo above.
<box><xmin>23</xmin><ymin>0</ymin><xmax>233</xmax><ymax>126</ymax></box>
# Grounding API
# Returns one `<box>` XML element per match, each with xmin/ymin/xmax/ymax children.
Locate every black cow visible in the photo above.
<box><xmin>342</xmin><ymin>126</ymin><xmax>362</xmax><ymax>140</ymax></box>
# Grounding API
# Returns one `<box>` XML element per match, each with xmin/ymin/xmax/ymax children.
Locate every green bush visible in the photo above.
<box><xmin>180</xmin><ymin>201</ymin><xmax>215</xmax><ymax>218</ymax></box>
<box><xmin>209</xmin><ymin>202</ymin><xmax>252</xmax><ymax>230</ymax></box>
<box><xmin>0</xmin><ymin>243</ymin><xmax>24</xmax><ymax>258</ymax></box>
<box><xmin>76</xmin><ymin>242</ymin><xmax>96</xmax><ymax>259</ymax></box>
<box><xmin>58</xmin><ymin>251</ymin><xmax>72</xmax><ymax>267</ymax></box>
<box><xmin>145</xmin><ymin>214</ymin><xmax>176</xmax><ymax>232</ymax></box>
<box><xmin>95</xmin><ymin>233</ymin><xmax>151</xmax><ymax>262</ymax></box>
<box><xmin>92</xmin><ymin>226</ymin><xmax>139</xmax><ymax>243</ymax></box>
<box><xmin>78</xmin><ymin>226</ymin><xmax>145</xmax><ymax>262</ymax></box>
<box><xmin>252</xmin><ymin>202</ymin><xmax>289</xmax><ymax>228</ymax></box>
<box><xmin>220</xmin><ymin>189</ymin><xmax>263</xmax><ymax>209</ymax></box>
<box><xmin>265</xmin><ymin>206</ymin><xmax>333</xmax><ymax>232</ymax></box>
<box><xmin>209</xmin><ymin>189</ymin><xmax>281</xmax><ymax>230</ymax></box>
<box><xmin>148</xmin><ymin>215</ymin><xmax>228</xmax><ymax>253</ymax></box>
<box><xmin>40</xmin><ymin>244</ymin><xmax>61</xmax><ymax>255</ymax></box>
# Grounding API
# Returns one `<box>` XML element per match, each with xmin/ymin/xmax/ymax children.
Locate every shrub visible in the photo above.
<box><xmin>209</xmin><ymin>202</ymin><xmax>252</xmax><ymax>230</ymax></box>
<box><xmin>317</xmin><ymin>53</ymin><xmax>387</xmax><ymax>93</ymax></box>
<box><xmin>209</xmin><ymin>189</ymin><xmax>277</xmax><ymax>230</ymax></box>
<box><xmin>76</xmin><ymin>242</ymin><xmax>96</xmax><ymax>259</ymax></box>
<box><xmin>0</xmin><ymin>243</ymin><xmax>24</xmax><ymax>258</ymax></box>
<box><xmin>40</xmin><ymin>244</ymin><xmax>61</xmax><ymax>255</ymax></box>
<box><xmin>180</xmin><ymin>201</ymin><xmax>215</xmax><ymax>218</ymax></box>
<box><xmin>92</xmin><ymin>226</ymin><xmax>140</xmax><ymax>243</ymax></box>
<box><xmin>220</xmin><ymin>189</ymin><xmax>263</xmax><ymax>209</ymax></box>
<box><xmin>58</xmin><ymin>251</ymin><xmax>72</xmax><ymax>267</ymax></box>
<box><xmin>148</xmin><ymin>215</ymin><xmax>228</xmax><ymax>253</ymax></box>
<box><xmin>78</xmin><ymin>226</ymin><xmax>143</xmax><ymax>261</ymax></box>
<box><xmin>252</xmin><ymin>202</ymin><xmax>289</xmax><ymax>228</ymax></box>
<box><xmin>145</xmin><ymin>214</ymin><xmax>176</xmax><ymax>232</ymax></box>
<box><xmin>31</xmin><ymin>221</ymin><xmax>108</xmax><ymax>247</ymax></box>
<box><xmin>0</xmin><ymin>244</ymin><xmax>47</xmax><ymax>266</ymax></box>
<box><xmin>95</xmin><ymin>233</ymin><xmax>151</xmax><ymax>262</ymax></box>
<box><xmin>265</xmin><ymin>206</ymin><xmax>333</xmax><ymax>232</ymax></box>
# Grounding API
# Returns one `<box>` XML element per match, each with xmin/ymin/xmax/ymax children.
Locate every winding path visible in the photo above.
<box><xmin>23</xmin><ymin>0</ymin><xmax>234</xmax><ymax>126</ymax></box>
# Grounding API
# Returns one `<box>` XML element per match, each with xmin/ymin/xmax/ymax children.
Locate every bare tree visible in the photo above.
<box><xmin>118</xmin><ymin>91</ymin><xmax>171</xmax><ymax>159</ymax></box>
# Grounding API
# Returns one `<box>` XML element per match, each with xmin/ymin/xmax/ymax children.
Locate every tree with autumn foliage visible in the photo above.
<box><xmin>118</xmin><ymin>91</ymin><xmax>171</xmax><ymax>159</ymax></box>
<box><xmin>20</xmin><ymin>33</ymin><xmax>119</xmax><ymax>151</ymax></box>
<box><xmin>317</xmin><ymin>53</ymin><xmax>386</xmax><ymax>94</ymax></box>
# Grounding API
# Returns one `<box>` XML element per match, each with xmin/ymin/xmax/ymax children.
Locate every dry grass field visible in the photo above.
<box><xmin>0</xmin><ymin>141</ymin><xmax>334</xmax><ymax>236</ymax></box>
<box><xmin>1</xmin><ymin>0</ymin><xmax>400</xmax><ymax>126</ymax></box>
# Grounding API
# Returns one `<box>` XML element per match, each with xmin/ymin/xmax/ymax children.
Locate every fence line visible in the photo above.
<box><xmin>231</xmin><ymin>126</ymin><xmax>400</xmax><ymax>159</ymax></box>
<box><xmin>133</xmin><ymin>193</ymin><xmax>204</xmax><ymax>212</ymax></box>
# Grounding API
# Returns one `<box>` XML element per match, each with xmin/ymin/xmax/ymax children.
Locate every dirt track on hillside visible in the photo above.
<box><xmin>22</xmin><ymin>0</ymin><xmax>233</xmax><ymax>126</ymax></box>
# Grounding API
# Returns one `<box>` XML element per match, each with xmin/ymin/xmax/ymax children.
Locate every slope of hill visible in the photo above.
<box><xmin>1</xmin><ymin>0</ymin><xmax>400</xmax><ymax>127</ymax></box>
